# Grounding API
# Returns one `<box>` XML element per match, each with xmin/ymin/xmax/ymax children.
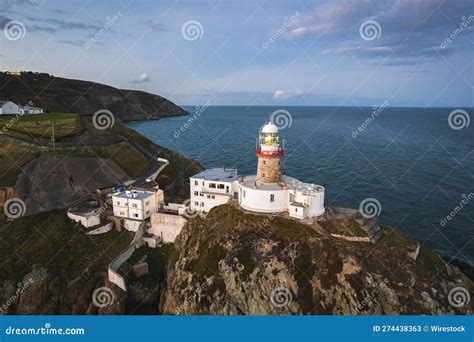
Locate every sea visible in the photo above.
<box><xmin>128</xmin><ymin>106</ymin><xmax>474</xmax><ymax>265</ymax></box>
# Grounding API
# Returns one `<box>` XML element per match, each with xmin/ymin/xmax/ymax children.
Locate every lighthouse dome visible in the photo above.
<box><xmin>261</xmin><ymin>121</ymin><xmax>278</xmax><ymax>134</ymax></box>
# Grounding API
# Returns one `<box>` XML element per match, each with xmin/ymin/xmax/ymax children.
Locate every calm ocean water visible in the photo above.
<box><xmin>129</xmin><ymin>106</ymin><xmax>474</xmax><ymax>265</ymax></box>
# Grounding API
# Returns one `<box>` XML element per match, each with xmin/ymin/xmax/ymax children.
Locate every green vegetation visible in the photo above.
<box><xmin>0</xmin><ymin>211</ymin><xmax>133</xmax><ymax>283</ymax></box>
<box><xmin>126</xmin><ymin>244</ymin><xmax>176</xmax><ymax>287</ymax></box>
<box><xmin>0</xmin><ymin>113</ymin><xmax>81</xmax><ymax>141</ymax></box>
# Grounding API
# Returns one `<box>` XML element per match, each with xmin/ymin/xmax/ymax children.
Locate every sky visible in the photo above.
<box><xmin>0</xmin><ymin>0</ymin><xmax>473</xmax><ymax>107</ymax></box>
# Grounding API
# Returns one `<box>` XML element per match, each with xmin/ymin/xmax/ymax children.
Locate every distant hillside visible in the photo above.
<box><xmin>0</xmin><ymin>71</ymin><xmax>187</xmax><ymax>121</ymax></box>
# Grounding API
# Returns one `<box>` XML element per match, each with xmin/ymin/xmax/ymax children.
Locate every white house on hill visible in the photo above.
<box><xmin>0</xmin><ymin>101</ymin><xmax>20</xmax><ymax>115</ymax></box>
<box><xmin>112</xmin><ymin>189</ymin><xmax>164</xmax><ymax>221</ymax></box>
<box><xmin>190</xmin><ymin>168</ymin><xmax>239</xmax><ymax>213</ymax></box>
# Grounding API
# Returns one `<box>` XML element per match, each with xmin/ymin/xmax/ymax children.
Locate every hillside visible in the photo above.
<box><xmin>0</xmin><ymin>107</ymin><xmax>204</xmax><ymax>314</ymax></box>
<box><xmin>163</xmin><ymin>204</ymin><xmax>473</xmax><ymax>315</ymax></box>
<box><xmin>0</xmin><ymin>72</ymin><xmax>187</xmax><ymax>121</ymax></box>
<box><xmin>0</xmin><ymin>112</ymin><xmax>202</xmax><ymax>219</ymax></box>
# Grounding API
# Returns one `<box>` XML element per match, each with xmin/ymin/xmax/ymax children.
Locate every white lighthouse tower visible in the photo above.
<box><xmin>256</xmin><ymin>122</ymin><xmax>283</xmax><ymax>184</ymax></box>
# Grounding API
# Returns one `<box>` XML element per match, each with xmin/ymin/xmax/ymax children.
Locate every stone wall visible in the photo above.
<box><xmin>256</xmin><ymin>156</ymin><xmax>281</xmax><ymax>183</ymax></box>
<box><xmin>149</xmin><ymin>213</ymin><xmax>187</xmax><ymax>243</ymax></box>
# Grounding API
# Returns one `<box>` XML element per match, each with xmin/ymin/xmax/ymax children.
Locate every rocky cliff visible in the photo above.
<box><xmin>163</xmin><ymin>204</ymin><xmax>473</xmax><ymax>315</ymax></box>
<box><xmin>0</xmin><ymin>72</ymin><xmax>187</xmax><ymax>121</ymax></box>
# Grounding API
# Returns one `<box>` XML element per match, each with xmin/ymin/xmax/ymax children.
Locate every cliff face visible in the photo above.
<box><xmin>0</xmin><ymin>72</ymin><xmax>187</xmax><ymax>121</ymax></box>
<box><xmin>163</xmin><ymin>204</ymin><xmax>473</xmax><ymax>315</ymax></box>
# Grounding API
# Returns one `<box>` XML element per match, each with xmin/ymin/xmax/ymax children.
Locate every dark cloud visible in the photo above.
<box><xmin>57</xmin><ymin>39</ymin><xmax>85</xmax><ymax>47</ymax></box>
<box><xmin>25</xmin><ymin>17</ymin><xmax>103</xmax><ymax>32</ymax></box>
<box><xmin>141</xmin><ymin>19</ymin><xmax>166</xmax><ymax>31</ymax></box>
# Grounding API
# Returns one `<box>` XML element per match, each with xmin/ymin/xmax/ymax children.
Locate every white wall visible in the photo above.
<box><xmin>67</xmin><ymin>211</ymin><xmax>100</xmax><ymax>228</ymax></box>
<box><xmin>238</xmin><ymin>184</ymin><xmax>287</xmax><ymax>213</ymax></box>
<box><xmin>0</xmin><ymin>102</ymin><xmax>20</xmax><ymax>115</ymax></box>
<box><xmin>149</xmin><ymin>213</ymin><xmax>187</xmax><ymax>243</ymax></box>
<box><xmin>189</xmin><ymin>178</ymin><xmax>237</xmax><ymax>212</ymax></box>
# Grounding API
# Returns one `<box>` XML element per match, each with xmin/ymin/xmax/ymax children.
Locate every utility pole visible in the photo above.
<box><xmin>51</xmin><ymin>121</ymin><xmax>55</xmax><ymax>150</ymax></box>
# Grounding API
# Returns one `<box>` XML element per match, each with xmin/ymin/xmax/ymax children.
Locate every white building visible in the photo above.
<box><xmin>190</xmin><ymin>168</ymin><xmax>239</xmax><ymax>213</ymax></box>
<box><xmin>112</xmin><ymin>189</ymin><xmax>164</xmax><ymax>221</ymax></box>
<box><xmin>189</xmin><ymin>121</ymin><xmax>325</xmax><ymax>220</ymax></box>
<box><xmin>24</xmin><ymin>106</ymin><xmax>43</xmax><ymax>115</ymax></box>
<box><xmin>0</xmin><ymin>101</ymin><xmax>20</xmax><ymax>115</ymax></box>
<box><xmin>67</xmin><ymin>208</ymin><xmax>101</xmax><ymax>228</ymax></box>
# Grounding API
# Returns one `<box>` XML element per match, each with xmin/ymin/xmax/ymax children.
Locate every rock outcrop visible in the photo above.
<box><xmin>163</xmin><ymin>204</ymin><xmax>473</xmax><ymax>315</ymax></box>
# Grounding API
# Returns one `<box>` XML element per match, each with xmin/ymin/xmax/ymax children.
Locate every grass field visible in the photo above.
<box><xmin>0</xmin><ymin>113</ymin><xmax>81</xmax><ymax>140</ymax></box>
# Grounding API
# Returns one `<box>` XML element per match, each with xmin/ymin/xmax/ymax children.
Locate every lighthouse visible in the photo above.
<box><xmin>256</xmin><ymin>121</ymin><xmax>283</xmax><ymax>183</ymax></box>
<box><xmin>189</xmin><ymin>119</ymin><xmax>325</xmax><ymax>218</ymax></box>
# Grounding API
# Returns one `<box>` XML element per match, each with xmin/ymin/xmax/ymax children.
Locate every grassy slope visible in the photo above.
<box><xmin>0</xmin><ymin>114</ymin><xmax>202</xmax><ymax>193</ymax></box>
<box><xmin>0</xmin><ymin>211</ymin><xmax>133</xmax><ymax>284</ymax></box>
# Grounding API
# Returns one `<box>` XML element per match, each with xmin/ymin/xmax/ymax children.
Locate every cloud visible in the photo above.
<box><xmin>25</xmin><ymin>17</ymin><xmax>103</xmax><ymax>33</ymax></box>
<box><xmin>57</xmin><ymin>39</ymin><xmax>85</xmax><ymax>47</ymax></box>
<box><xmin>129</xmin><ymin>73</ymin><xmax>151</xmax><ymax>84</ymax></box>
<box><xmin>141</xmin><ymin>19</ymin><xmax>166</xmax><ymax>31</ymax></box>
<box><xmin>290</xmin><ymin>0</ymin><xmax>474</xmax><ymax>62</ymax></box>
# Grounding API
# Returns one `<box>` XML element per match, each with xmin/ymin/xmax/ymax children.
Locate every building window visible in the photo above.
<box><xmin>263</xmin><ymin>173</ymin><xmax>266</xmax><ymax>178</ymax></box>
<box><xmin>270</xmin><ymin>194</ymin><xmax>275</xmax><ymax>203</ymax></box>
<box><xmin>207</xmin><ymin>195</ymin><xmax>210</xmax><ymax>199</ymax></box>
<box><xmin>295</xmin><ymin>208</ymin><xmax>298</xmax><ymax>212</ymax></box>
<box><xmin>202</xmin><ymin>181</ymin><xmax>205</xmax><ymax>186</ymax></box>
<box><xmin>211</xmin><ymin>195</ymin><xmax>215</xmax><ymax>199</ymax></box>
<box><xmin>194</xmin><ymin>180</ymin><xmax>198</xmax><ymax>186</ymax></box>
<box><xmin>200</xmin><ymin>202</ymin><xmax>204</xmax><ymax>207</ymax></box>
<box><xmin>194</xmin><ymin>201</ymin><xmax>199</xmax><ymax>206</ymax></box>
<box><xmin>132</xmin><ymin>204</ymin><xmax>138</xmax><ymax>208</ymax></box>
<box><xmin>200</xmin><ymin>192</ymin><xmax>204</xmax><ymax>196</ymax></box>
<box><xmin>218</xmin><ymin>184</ymin><xmax>225</xmax><ymax>189</ymax></box>
<box><xmin>134</xmin><ymin>213</ymin><xmax>139</xmax><ymax>218</ymax></box>
<box><xmin>209</xmin><ymin>183</ymin><xmax>216</xmax><ymax>188</ymax></box>
<box><xmin>145</xmin><ymin>201</ymin><xmax>150</xmax><ymax>205</ymax></box>
<box><xmin>263</xmin><ymin>160</ymin><xmax>266</xmax><ymax>165</ymax></box>
<box><xmin>194</xmin><ymin>191</ymin><xmax>198</xmax><ymax>196</ymax></box>
<box><xmin>243</xmin><ymin>190</ymin><xmax>246</xmax><ymax>198</ymax></box>
<box><xmin>146</xmin><ymin>210</ymin><xmax>150</xmax><ymax>215</ymax></box>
